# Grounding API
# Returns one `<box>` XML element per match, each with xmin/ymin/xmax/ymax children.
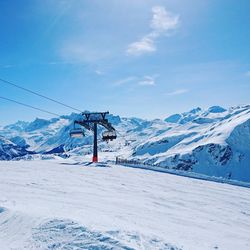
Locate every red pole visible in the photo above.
<box><xmin>92</xmin><ymin>122</ymin><xmax>98</xmax><ymax>162</ymax></box>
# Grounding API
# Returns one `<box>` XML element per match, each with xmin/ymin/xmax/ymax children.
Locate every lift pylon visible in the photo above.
<box><xmin>70</xmin><ymin>111</ymin><xmax>117</xmax><ymax>162</ymax></box>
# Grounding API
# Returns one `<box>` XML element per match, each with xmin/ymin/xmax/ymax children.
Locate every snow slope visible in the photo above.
<box><xmin>0</xmin><ymin>159</ymin><xmax>250</xmax><ymax>250</ymax></box>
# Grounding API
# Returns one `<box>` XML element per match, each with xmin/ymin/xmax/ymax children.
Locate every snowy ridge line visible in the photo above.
<box><xmin>1</xmin><ymin>104</ymin><xmax>250</xmax><ymax>181</ymax></box>
<box><xmin>116</xmin><ymin>160</ymin><xmax>250</xmax><ymax>188</ymax></box>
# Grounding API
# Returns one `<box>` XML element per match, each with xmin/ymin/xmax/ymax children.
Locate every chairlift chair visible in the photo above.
<box><xmin>70</xmin><ymin>127</ymin><xmax>85</xmax><ymax>138</ymax></box>
<box><xmin>102</xmin><ymin>130</ymin><xmax>117</xmax><ymax>141</ymax></box>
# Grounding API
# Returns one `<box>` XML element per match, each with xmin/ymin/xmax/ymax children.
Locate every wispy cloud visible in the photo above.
<box><xmin>127</xmin><ymin>6</ymin><xmax>180</xmax><ymax>56</ymax></box>
<box><xmin>95</xmin><ymin>70</ymin><xmax>104</xmax><ymax>75</ymax></box>
<box><xmin>113</xmin><ymin>75</ymin><xmax>157</xmax><ymax>87</ymax></box>
<box><xmin>138</xmin><ymin>75</ymin><xmax>156</xmax><ymax>86</ymax></box>
<box><xmin>166</xmin><ymin>89</ymin><xmax>189</xmax><ymax>96</ymax></box>
<box><xmin>113</xmin><ymin>76</ymin><xmax>137</xmax><ymax>86</ymax></box>
<box><xmin>127</xmin><ymin>37</ymin><xmax>156</xmax><ymax>56</ymax></box>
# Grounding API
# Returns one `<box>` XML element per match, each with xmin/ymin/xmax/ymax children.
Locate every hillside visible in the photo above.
<box><xmin>134</xmin><ymin>105</ymin><xmax>250</xmax><ymax>182</ymax></box>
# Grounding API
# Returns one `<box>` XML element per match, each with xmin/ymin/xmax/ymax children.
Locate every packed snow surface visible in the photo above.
<box><xmin>0</xmin><ymin>159</ymin><xmax>250</xmax><ymax>250</ymax></box>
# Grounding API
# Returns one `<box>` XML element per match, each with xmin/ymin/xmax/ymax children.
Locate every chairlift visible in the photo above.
<box><xmin>102</xmin><ymin>130</ymin><xmax>117</xmax><ymax>141</ymax></box>
<box><xmin>70</xmin><ymin>127</ymin><xmax>85</xmax><ymax>138</ymax></box>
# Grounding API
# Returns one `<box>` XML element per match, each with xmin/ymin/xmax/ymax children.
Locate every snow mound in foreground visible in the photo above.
<box><xmin>0</xmin><ymin>208</ymin><xmax>181</xmax><ymax>250</ymax></box>
<box><xmin>28</xmin><ymin>219</ymin><xmax>180</xmax><ymax>250</ymax></box>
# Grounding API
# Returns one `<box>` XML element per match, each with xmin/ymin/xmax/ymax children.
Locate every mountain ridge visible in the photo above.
<box><xmin>0</xmin><ymin>104</ymin><xmax>249</xmax><ymax>181</ymax></box>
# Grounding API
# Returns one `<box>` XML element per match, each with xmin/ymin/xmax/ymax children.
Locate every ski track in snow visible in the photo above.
<box><xmin>0</xmin><ymin>159</ymin><xmax>250</xmax><ymax>250</ymax></box>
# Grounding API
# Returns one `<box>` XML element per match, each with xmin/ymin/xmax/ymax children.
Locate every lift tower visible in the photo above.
<box><xmin>70</xmin><ymin>112</ymin><xmax>117</xmax><ymax>162</ymax></box>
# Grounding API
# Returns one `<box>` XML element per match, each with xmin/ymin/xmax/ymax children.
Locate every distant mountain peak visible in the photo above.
<box><xmin>164</xmin><ymin>114</ymin><xmax>181</xmax><ymax>123</ymax></box>
<box><xmin>208</xmin><ymin>106</ymin><xmax>226</xmax><ymax>113</ymax></box>
<box><xmin>188</xmin><ymin>107</ymin><xmax>202</xmax><ymax>114</ymax></box>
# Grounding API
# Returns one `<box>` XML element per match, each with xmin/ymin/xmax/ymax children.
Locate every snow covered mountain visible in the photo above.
<box><xmin>0</xmin><ymin>136</ymin><xmax>31</xmax><ymax>160</ymax></box>
<box><xmin>0</xmin><ymin>105</ymin><xmax>249</xmax><ymax>181</ymax></box>
<box><xmin>134</xmin><ymin>105</ymin><xmax>250</xmax><ymax>182</ymax></box>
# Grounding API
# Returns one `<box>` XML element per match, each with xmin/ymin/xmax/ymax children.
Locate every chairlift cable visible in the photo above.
<box><xmin>0</xmin><ymin>96</ymin><xmax>60</xmax><ymax>117</ymax></box>
<box><xmin>0</xmin><ymin>77</ymin><xmax>82</xmax><ymax>113</ymax></box>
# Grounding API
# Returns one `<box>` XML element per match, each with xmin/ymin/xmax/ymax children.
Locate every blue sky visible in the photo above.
<box><xmin>0</xmin><ymin>0</ymin><xmax>250</xmax><ymax>125</ymax></box>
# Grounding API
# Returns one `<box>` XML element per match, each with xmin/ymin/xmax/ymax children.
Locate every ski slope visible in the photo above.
<box><xmin>0</xmin><ymin>159</ymin><xmax>250</xmax><ymax>250</ymax></box>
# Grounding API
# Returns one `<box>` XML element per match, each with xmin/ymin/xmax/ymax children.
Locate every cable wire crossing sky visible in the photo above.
<box><xmin>0</xmin><ymin>0</ymin><xmax>249</xmax><ymax>125</ymax></box>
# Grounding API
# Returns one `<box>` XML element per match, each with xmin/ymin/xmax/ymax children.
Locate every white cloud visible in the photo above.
<box><xmin>150</xmin><ymin>6</ymin><xmax>179</xmax><ymax>32</ymax></box>
<box><xmin>127</xmin><ymin>37</ymin><xmax>156</xmax><ymax>56</ymax></box>
<box><xmin>127</xmin><ymin>6</ymin><xmax>180</xmax><ymax>56</ymax></box>
<box><xmin>138</xmin><ymin>76</ymin><xmax>156</xmax><ymax>86</ymax></box>
<box><xmin>166</xmin><ymin>89</ymin><xmax>189</xmax><ymax>96</ymax></box>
